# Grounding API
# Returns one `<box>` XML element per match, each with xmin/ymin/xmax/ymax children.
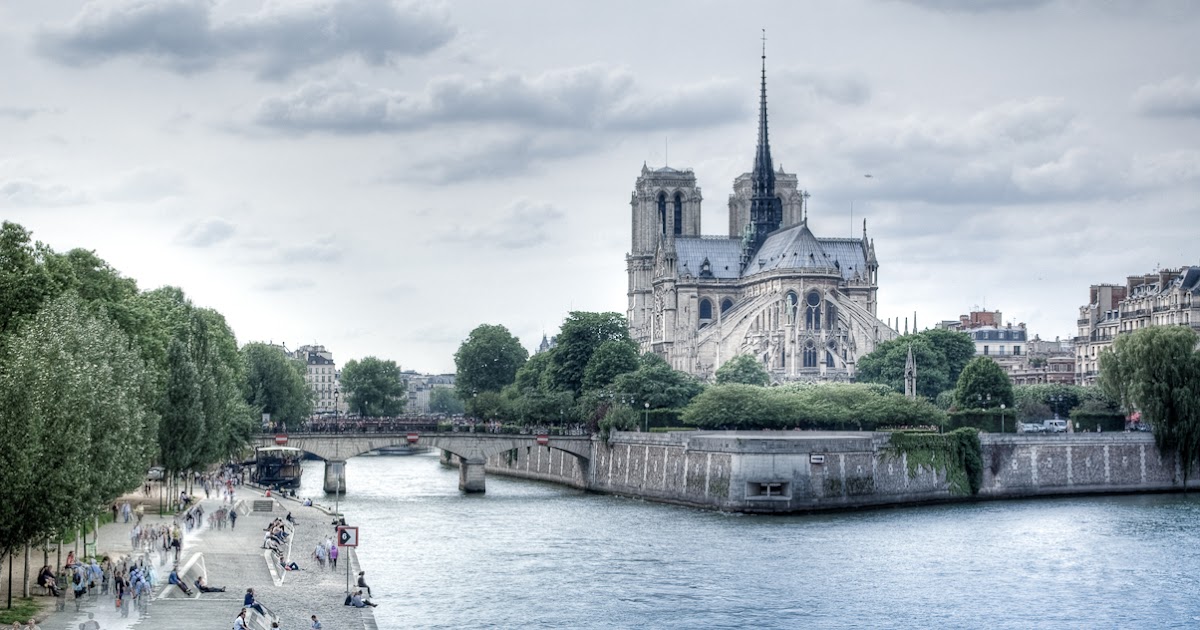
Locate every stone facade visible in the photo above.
<box><xmin>1076</xmin><ymin>267</ymin><xmax>1200</xmax><ymax>385</ymax></box>
<box><xmin>626</xmin><ymin>58</ymin><xmax>894</xmax><ymax>383</ymax></box>
<box><xmin>294</xmin><ymin>344</ymin><xmax>342</xmax><ymax>415</ymax></box>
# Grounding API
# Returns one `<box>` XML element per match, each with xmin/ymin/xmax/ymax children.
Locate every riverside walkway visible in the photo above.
<box><xmin>33</xmin><ymin>488</ymin><xmax>376</xmax><ymax>630</ymax></box>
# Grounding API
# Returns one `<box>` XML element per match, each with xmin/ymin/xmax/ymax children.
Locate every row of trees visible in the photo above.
<box><xmin>0</xmin><ymin>222</ymin><xmax>292</xmax><ymax>607</ymax></box>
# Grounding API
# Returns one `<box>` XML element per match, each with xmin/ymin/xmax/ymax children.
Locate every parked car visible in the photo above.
<box><xmin>1020</xmin><ymin>423</ymin><xmax>1044</xmax><ymax>433</ymax></box>
<box><xmin>147</xmin><ymin>466</ymin><xmax>165</xmax><ymax>481</ymax></box>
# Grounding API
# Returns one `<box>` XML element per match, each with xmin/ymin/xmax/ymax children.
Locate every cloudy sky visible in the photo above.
<box><xmin>2</xmin><ymin>0</ymin><xmax>1198</xmax><ymax>373</ymax></box>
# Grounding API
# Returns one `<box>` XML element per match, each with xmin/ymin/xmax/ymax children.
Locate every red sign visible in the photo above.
<box><xmin>274</xmin><ymin>434</ymin><xmax>288</xmax><ymax>445</ymax></box>
<box><xmin>406</xmin><ymin>433</ymin><xmax>420</xmax><ymax>444</ymax></box>
<box><xmin>536</xmin><ymin>434</ymin><xmax>549</xmax><ymax>446</ymax></box>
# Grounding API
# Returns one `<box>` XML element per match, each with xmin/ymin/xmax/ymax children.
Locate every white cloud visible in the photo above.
<box><xmin>251</xmin><ymin>65</ymin><xmax>748</xmax><ymax>134</ymax></box>
<box><xmin>433</xmin><ymin>199</ymin><xmax>566</xmax><ymax>250</ymax></box>
<box><xmin>1132</xmin><ymin>76</ymin><xmax>1200</xmax><ymax>119</ymax></box>
<box><xmin>175</xmin><ymin>217</ymin><xmax>235</xmax><ymax>247</ymax></box>
<box><xmin>103</xmin><ymin>166</ymin><xmax>186</xmax><ymax>202</ymax></box>
<box><xmin>0</xmin><ymin>180</ymin><xmax>87</xmax><ymax>207</ymax></box>
<box><xmin>36</xmin><ymin>0</ymin><xmax>454</xmax><ymax>79</ymax></box>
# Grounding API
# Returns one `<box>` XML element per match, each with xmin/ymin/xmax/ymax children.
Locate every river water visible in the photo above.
<box><xmin>299</xmin><ymin>454</ymin><xmax>1200</xmax><ymax>629</ymax></box>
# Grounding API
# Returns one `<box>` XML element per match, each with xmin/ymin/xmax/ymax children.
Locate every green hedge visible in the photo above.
<box><xmin>1068</xmin><ymin>411</ymin><xmax>1126</xmax><ymax>432</ymax></box>
<box><xmin>948</xmin><ymin>408</ymin><xmax>1020</xmax><ymax>433</ymax></box>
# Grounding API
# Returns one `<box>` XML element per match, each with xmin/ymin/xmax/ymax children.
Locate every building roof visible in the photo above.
<box><xmin>816</xmin><ymin>237</ymin><xmax>871</xmax><ymax>282</ymax></box>
<box><xmin>675</xmin><ymin>237</ymin><xmax>742</xmax><ymax>279</ymax></box>
<box><xmin>746</xmin><ymin>223</ymin><xmax>838</xmax><ymax>277</ymax></box>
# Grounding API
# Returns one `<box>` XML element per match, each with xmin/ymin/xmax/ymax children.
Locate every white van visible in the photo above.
<box><xmin>1043</xmin><ymin>419</ymin><xmax>1068</xmax><ymax>433</ymax></box>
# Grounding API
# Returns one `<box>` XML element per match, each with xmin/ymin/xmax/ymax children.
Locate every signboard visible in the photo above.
<box><xmin>809</xmin><ymin>454</ymin><xmax>826</xmax><ymax>465</ymax></box>
<box><xmin>406</xmin><ymin>433</ymin><xmax>420</xmax><ymax>444</ymax></box>
<box><xmin>274</xmin><ymin>434</ymin><xmax>288</xmax><ymax>445</ymax></box>
<box><xmin>337</xmin><ymin>526</ymin><xmax>359</xmax><ymax>547</ymax></box>
<box><xmin>536</xmin><ymin>434</ymin><xmax>549</xmax><ymax>446</ymax></box>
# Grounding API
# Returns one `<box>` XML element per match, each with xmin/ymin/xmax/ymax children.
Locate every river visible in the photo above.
<box><xmin>299</xmin><ymin>454</ymin><xmax>1200</xmax><ymax>629</ymax></box>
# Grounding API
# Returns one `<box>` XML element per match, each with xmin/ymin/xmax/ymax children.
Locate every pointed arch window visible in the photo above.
<box><xmin>826</xmin><ymin>302</ymin><xmax>837</xmax><ymax>331</ymax></box>
<box><xmin>805</xmin><ymin>291</ymin><xmax>821</xmax><ymax>330</ymax></box>
<box><xmin>673</xmin><ymin>192</ymin><xmax>684</xmax><ymax>236</ymax></box>
<box><xmin>721</xmin><ymin>298</ymin><xmax>734</xmax><ymax>314</ymax></box>
<box><xmin>785</xmin><ymin>291</ymin><xmax>799</xmax><ymax>324</ymax></box>
<box><xmin>657</xmin><ymin>192</ymin><xmax>667</xmax><ymax>236</ymax></box>
<box><xmin>803</xmin><ymin>340</ymin><xmax>817</xmax><ymax>368</ymax></box>
<box><xmin>699</xmin><ymin>298</ymin><xmax>713</xmax><ymax>328</ymax></box>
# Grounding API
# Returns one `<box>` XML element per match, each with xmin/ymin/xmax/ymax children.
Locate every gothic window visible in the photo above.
<box><xmin>826</xmin><ymin>351</ymin><xmax>835</xmax><ymax>367</ymax></box>
<box><xmin>657</xmin><ymin>192</ymin><xmax>667</xmax><ymax>236</ymax></box>
<box><xmin>826</xmin><ymin>302</ymin><xmax>837</xmax><ymax>330</ymax></box>
<box><xmin>673</xmin><ymin>192</ymin><xmax>683</xmax><ymax>236</ymax></box>
<box><xmin>698</xmin><ymin>298</ymin><xmax>713</xmax><ymax>327</ymax></box>
<box><xmin>805</xmin><ymin>291</ymin><xmax>821</xmax><ymax>330</ymax></box>
<box><xmin>803</xmin><ymin>341</ymin><xmax>817</xmax><ymax>368</ymax></box>
<box><xmin>721</xmin><ymin>298</ymin><xmax>734</xmax><ymax>314</ymax></box>
<box><xmin>785</xmin><ymin>291</ymin><xmax>799</xmax><ymax>324</ymax></box>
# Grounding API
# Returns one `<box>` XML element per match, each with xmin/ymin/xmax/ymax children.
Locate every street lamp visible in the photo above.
<box><xmin>1000</xmin><ymin>403</ymin><xmax>1006</xmax><ymax>434</ymax></box>
<box><xmin>643</xmin><ymin>402</ymin><xmax>650</xmax><ymax>433</ymax></box>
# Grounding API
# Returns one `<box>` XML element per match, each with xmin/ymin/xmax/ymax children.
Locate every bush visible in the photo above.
<box><xmin>681</xmin><ymin>383</ymin><xmax>947</xmax><ymax>430</ymax></box>
<box><xmin>947</xmin><ymin>408</ymin><xmax>1019</xmax><ymax>433</ymax></box>
<box><xmin>1068</xmin><ymin>410</ymin><xmax>1126</xmax><ymax>432</ymax></box>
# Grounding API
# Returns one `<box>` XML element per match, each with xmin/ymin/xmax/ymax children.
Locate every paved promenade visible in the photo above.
<box><xmin>33</xmin><ymin>488</ymin><xmax>377</xmax><ymax>630</ymax></box>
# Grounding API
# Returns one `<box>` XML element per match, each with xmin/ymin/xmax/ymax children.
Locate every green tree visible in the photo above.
<box><xmin>609</xmin><ymin>353</ymin><xmax>704</xmax><ymax>411</ymax></box>
<box><xmin>429</xmin><ymin>387</ymin><xmax>466</xmax><ymax>415</ymax></box>
<box><xmin>1103</xmin><ymin>327</ymin><xmax>1200</xmax><ymax>481</ymax></box>
<box><xmin>242</xmin><ymin>342</ymin><xmax>313</xmax><ymax>427</ymax></box>
<box><xmin>856</xmin><ymin>329</ymin><xmax>975</xmax><ymax>399</ymax></box>
<box><xmin>548</xmin><ymin>311</ymin><xmax>632</xmax><ymax>395</ymax></box>
<box><xmin>161</xmin><ymin>338</ymin><xmax>206</xmax><ymax>475</ymax></box>
<box><xmin>715</xmin><ymin>354</ymin><xmax>771</xmax><ymax>386</ymax></box>
<box><xmin>682</xmin><ymin>384</ymin><xmax>792</xmax><ymax>429</ymax></box>
<box><xmin>582</xmin><ymin>339</ymin><xmax>639</xmax><ymax>391</ymax></box>
<box><xmin>954</xmin><ymin>356</ymin><xmax>1015</xmax><ymax>410</ymax></box>
<box><xmin>340</xmin><ymin>357</ymin><xmax>407</xmax><ymax>416</ymax></box>
<box><xmin>454</xmin><ymin>324</ymin><xmax>528</xmax><ymax>399</ymax></box>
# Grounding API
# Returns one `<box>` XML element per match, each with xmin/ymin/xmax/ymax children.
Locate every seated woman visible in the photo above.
<box><xmin>37</xmin><ymin>565</ymin><xmax>60</xmax><ymax>596</ymax></box>
<box><xmin>349</xmin><ymin>590</ymin><xmax>377</xmax><ymax>608</ymax></box>
<box><xmin>167</xmin><ymin>566</ymin><xmax>194</xmax><ymax>596</ymax></box>
<box><xmin>194</xmin><ymin>576</ymin><xmax>226</xmax><ymax>592</ymax></box>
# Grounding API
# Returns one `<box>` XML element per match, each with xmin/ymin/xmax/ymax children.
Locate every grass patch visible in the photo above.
<box><xmin>0</xmin><ymin>598</ymin><xmax>41</xmax><ymax>625</ymax></box>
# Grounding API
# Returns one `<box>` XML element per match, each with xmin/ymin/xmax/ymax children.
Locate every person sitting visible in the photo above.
<box><xmin>349</xmin><ymin>590</ymin><xmax>377</xmax><ymax>608</ymax></box>
<box><xmin>356</xmin><ymin>571</ymin><xmax>372</xmax><ymax>597</ymax></box>
<box><xmin>168</xmin><ymin>566</ymin><xmax>193</xmax><ymax>596</ymax></box>
<box><xmin>243</xmin><ymin>588</ymin><xmax>266</xmax><ymax>615</ymax></box>
<box><xmin>280</xmin><ymin>560</ymin><xmax>301</xmax><ymax>571</ymax></box>
<box><xmin>194</xmin><ymin>576</ymin><xmax>226</xmax><ymax>592</ymax></box>
<box><xmin>38</xmin><ymin>565</ymin><xmax>61</xmax><ymax>597</ymax></box>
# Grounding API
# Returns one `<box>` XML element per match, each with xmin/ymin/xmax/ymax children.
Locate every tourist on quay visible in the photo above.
<box><xmin>349</xmin><ymin>589</ymin><xmax>377</xmax><ymax>608</ymax></box>
<box><xmin>244</xmin><ymin>588</ymin><xmax>266</xmax><ymax>615</ymax></box>
<box><xmin>168</xmin><ymin>565</ymin><xmax>194</xmax><ymax>596</ymax></box>
<box><xmin>233</xmin><ymin>609</ymin><xmax>248</xmax><ymax>630</ymax></box>
<box><xmin>78</xmin><ymin>612</ymin><xmax>99</xmax><ymax>630</ymax></box>
<box><xmin>122</xmin><ymin>502</ymin><xmax>132</xmax><ymax>523</ymax></box>
<box><xmin>312</xmin><ymin>541</ymin><xmax>327</xmax><ymax>569</ymax></box>
<box><xmin>310</xmin><ymin>615</ymin><xmax>322</xmax><ymax>629</ymax></box>
<box><xmin>26</xmin><ymin>619</ymin><xmax>40</xmax><ymax>630</ymax></box>
<box><xmin>329</xmin><ymin>541</ymin><xmax>338</xmax><ymax>568</ymax></box>
<box><xmin>357</xmin><ymin>571</ymin><xmax>372</xmax><ymax>597</ymax></box>
<box><xmin>195</xmin><ymin>576</ymin><xmax>227</xmax><ymax>592</ymax></box>
<box><xmin>37</xmin><ymin>565</ymin><xmax>60</xmax><ymax>597</ymax></box>
<box><xmin>230</xmin><ymin>508</ymin><xmax>238</xmax><ymax>529</ymax></box>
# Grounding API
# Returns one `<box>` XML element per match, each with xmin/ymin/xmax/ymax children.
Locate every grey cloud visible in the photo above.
<box><xmin>175</xmin><ymin>217</ymin><xmax>235</xmax><ymax>247</ymax></box>
<box><xmin>36</xmin><ymin>0</ymin><xmax>454</xmax><ymax>79</ymax></box>
<box><xmin>255</xmin><ymin>277</ymin><xmax>317</xmax><ymax>292</ymax></box>
<box><xmin>0</xmin><ymin>106</ymin><xmax>54</xmax><ymax>120</ymax></box>
<box><xmin>1133</xmin><ymin>76</ymin><xmax>1200</xmax><ymax>119</ymax></box>
<box><xmin>433</xmin><ymin>199</ymin><xmax>565</xmax><ymax>250</ymax></box>
<box><xmin>394</xmin><ymin>132</ymin><xmax>607</xmax><ymax>184</ymax></box>
<box><xmin>778</xmin><ymin>71</ymin><xmax>871</xmax><ymax>106</ymax></box>
<box><xmin>252</xmin><ymin>65</ymin><xmax>748</xmax><ymax>134</ymax></box>
<box><xmin>0</xmin><ymin>180</ymin><xmax>87</xmax><ymax>207</ymax></box>
<box><xmin>896</xmin><ymin>0</ymin><xmax>1052</xmax><ymax>13</ymax></box>
<box><xmin>276</xmin><ymin>236</ymin><xmax>341</xmax><ymax>263</ymax></box>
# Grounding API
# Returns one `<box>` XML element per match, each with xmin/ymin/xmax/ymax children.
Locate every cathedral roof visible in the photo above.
<box><xmin>674</xmin><ymin>237</ymin><xmax>742</xmax><ymax>279</ymax></box>
<box><xmin>746</xmin><ymin>223</ymin><xmax>837</xmax><ymax>276</ymax></box>
<box><xmin>817</xmin><ymin>237</ymin><xmax>871</xmax><ymax>282</ymax></box>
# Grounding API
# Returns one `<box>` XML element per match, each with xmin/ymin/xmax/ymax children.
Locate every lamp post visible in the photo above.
<box><xmin>643</xmin><ymin>402</ymin><xmax>650</xmax><ymax>433</ymax></box>
<box><xmin>333</xmin><ymin>388</ymin><xmax>340</xmax><ymax>517</ymax></box>
<box><xmin>1000</xmin><ymin>403</ymin><xmax>1006</xmax><ymax>434</ymax></box>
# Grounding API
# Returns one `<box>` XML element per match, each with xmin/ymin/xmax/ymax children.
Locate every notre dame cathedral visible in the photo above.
<box><xmin>626</xmin><ymin>52</ymin><xmax>896</xmax><ymax>383</ymax></box>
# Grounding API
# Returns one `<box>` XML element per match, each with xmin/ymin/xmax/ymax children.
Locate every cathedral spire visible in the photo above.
<box><xmin>744</xmin><ymin>30</ymin><xmax>783</xmax><ymax>266</ymax></box>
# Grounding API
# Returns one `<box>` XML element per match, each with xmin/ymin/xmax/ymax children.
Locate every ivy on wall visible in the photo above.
<box><xmin>887</xmin><ymin>428</ymin><xmax>983</xmax><ymax>496</ymax></box>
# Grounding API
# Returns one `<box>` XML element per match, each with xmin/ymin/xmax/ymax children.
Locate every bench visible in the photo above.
<box><xmin>251</xmin><ymin>500</ymin><xmax>274</xmax><ymax>513</ymax></box>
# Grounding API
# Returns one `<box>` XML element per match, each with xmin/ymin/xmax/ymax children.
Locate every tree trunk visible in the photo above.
<box><xmin>22</xmin><ymin>544</ymin><xmax>29</xmax><ymax>598</ymax></box>
<box><xmin>7</xmin><ymin>550</ymin><xmax>12</xmax><ymax>609</ymax></box>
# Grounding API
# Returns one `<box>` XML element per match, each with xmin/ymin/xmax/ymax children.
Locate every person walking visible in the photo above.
<box><xmin>310</xmin><ymin>615</ymin><xmax>322</xmax><ymax>629</ymax></box>
<box><xmin>328</xmin><ymin>542</ymin><xmax>338</xmax><ymax>569</ymax></box>
<box><xmin>312</xmin><ymin>542</ymin><xmax>327</xmax><ymax>569</ymax></box>
<box><xmin>229</xmin><ymin>508</ymin><xmax>238</xmax><ymax>529</ymax></box>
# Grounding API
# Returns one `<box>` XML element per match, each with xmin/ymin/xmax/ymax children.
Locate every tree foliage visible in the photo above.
<box><xmin>429</xmin><ymin>387</ymin><xmax>465</xmax><ymax>415</ymax></box>
<box><xmin>1101</xmin><ymin>327</ymin><xmax>1200</xmax><ymax>481</ymax></box>
<box><xmin>582</xmin><ymin>339</ymin><xmax>639</xmax><ymax>391</ymax></box>
<box><xmin>682</xmin><ymin>382</ymin><xmax>945</xmax><ymax>430</ymax></box>
<box><xmin>242</xmin><ymin>342</ymin><xmax>313</xmax><ymax>426</ymax></box>
<box><xmin>548</xmin><ymin>311</ymin><xmax>632</xmax><ymax>395</ymax></box>
<box><xmin>954</xmin><ymin>356</ymin><xmax>1015</xmax><ymax>410</ymax></box>
<box><xmin>340</xmin><ymin>356</ymin><xmax>407</xmax><ymax>416</ymax></box>
<box><xmin>454</xmin><ymin>324</ymin><xmax>528</xmax><ymax>398</ymax></box>
<box><xmin>856</xmin><ymin>328</ymin><xmax>975</xmax><ymax>399</ymax></box>
<box><xmin>715</xmin><ymin>354</ymin><xmax>771</xmax><ymax>386</ymax></box>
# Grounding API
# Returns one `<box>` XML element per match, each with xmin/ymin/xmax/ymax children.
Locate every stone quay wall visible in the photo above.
<box><xmin>482</xmin><ymin>431</ymin><xmax>1200</xmax><ymax>513</ymax></box>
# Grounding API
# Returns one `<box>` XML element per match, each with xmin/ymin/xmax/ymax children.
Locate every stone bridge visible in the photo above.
<box><xmin>254</xmin><ymin>432</ymin><xmax>594</xmax><ymax>493</ymax></box>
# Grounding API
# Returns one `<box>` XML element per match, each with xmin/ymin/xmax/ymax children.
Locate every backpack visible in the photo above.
<box><xmin>73</xmin><ymin>572</ymin><xmax>82</xmax><ymax>586</ymax></box>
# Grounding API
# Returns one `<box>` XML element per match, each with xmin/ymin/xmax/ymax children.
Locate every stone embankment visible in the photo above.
<box><xmin>476</xmin><ymin>430</ymin><xmax>1200</xmax><ymax>513</ymax></box>
<box><xmin>29</xmin><ymin>487</ymin><xmax>377</xmax><ymax>630</ymax></box>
